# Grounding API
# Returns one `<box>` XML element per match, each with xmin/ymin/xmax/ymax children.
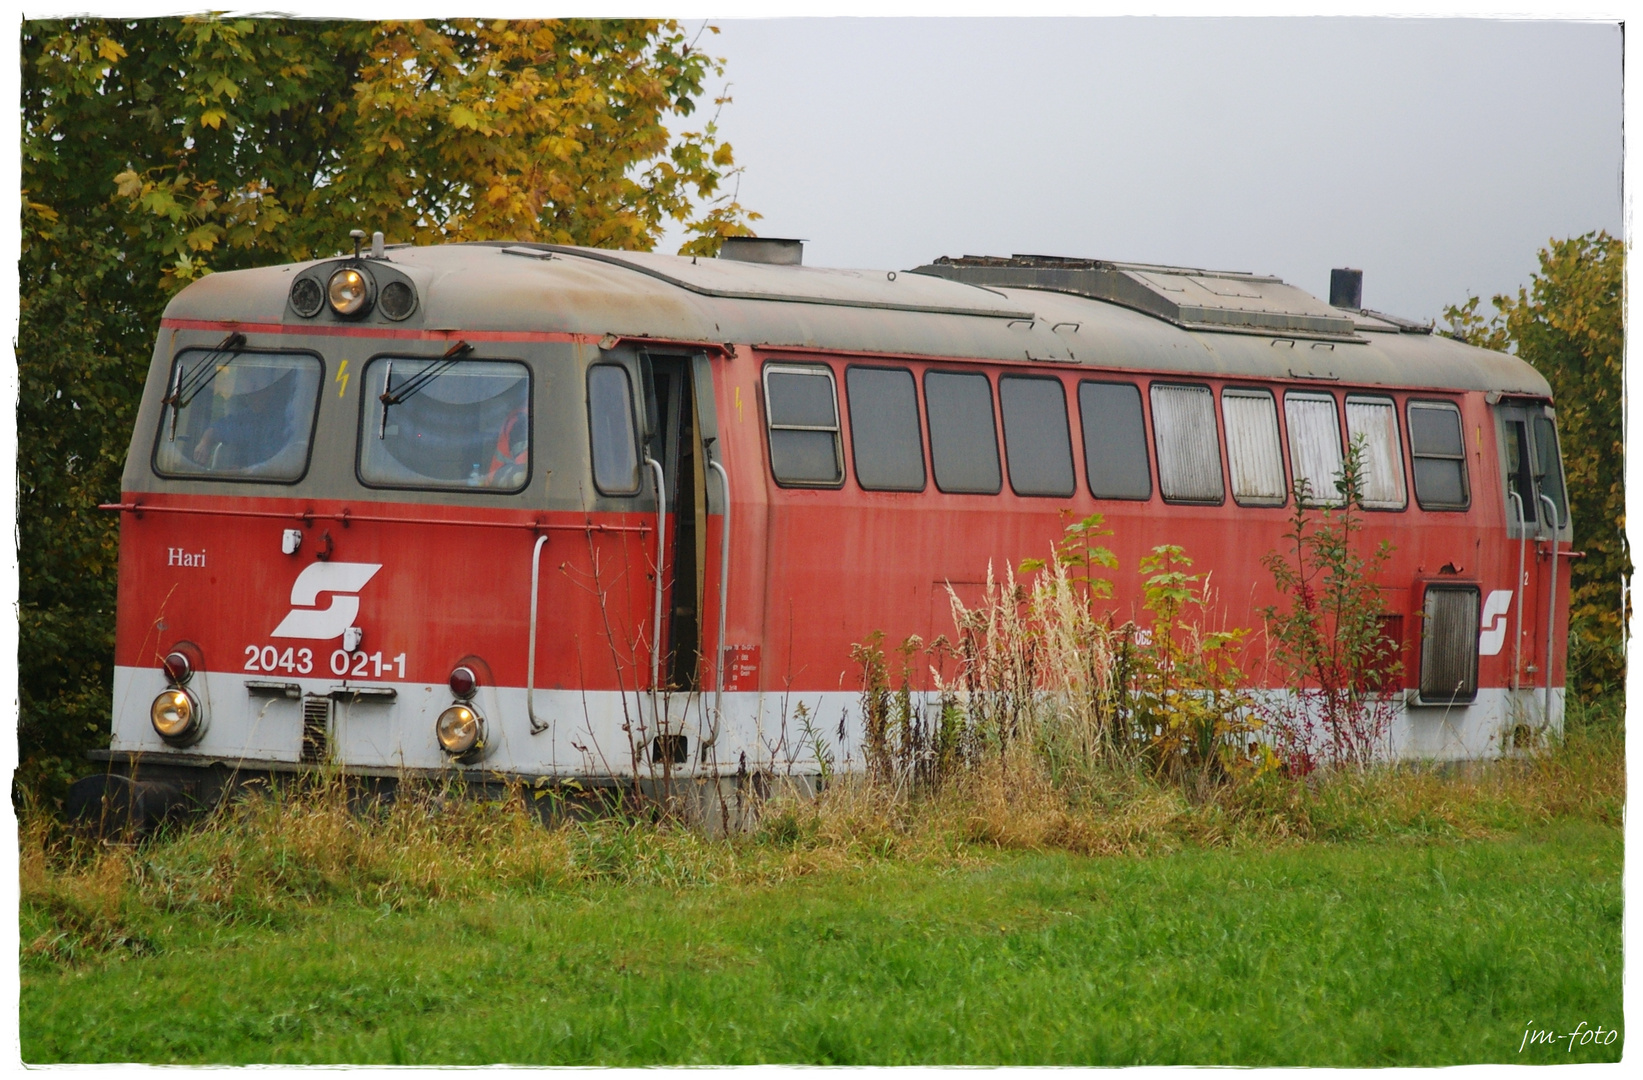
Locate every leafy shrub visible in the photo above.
<box><xmin>1259</xmin><ymin>437</ymin><xmax>1402</xmax><ymax>771</ymax></box>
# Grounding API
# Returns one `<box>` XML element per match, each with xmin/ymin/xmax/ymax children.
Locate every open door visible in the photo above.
<box><xmin>1494</xmin><ymin>400</ymin><xmax>1572</xmax><ymax>719</ymax></box>
<box><xmin>637</xmin><ymin>353</ymin><xmax>709</xmax><ymax>765</ymax></box>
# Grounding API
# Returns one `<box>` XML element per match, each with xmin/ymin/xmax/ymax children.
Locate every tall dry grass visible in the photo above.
<box><xmin>20</xmin><ymin>708</ymin><xmax>1620</xmax><ymax>967</ymax></box>
<box><xmin>20</xmin><ymin>531</ymin><xmax>1623</xmax><ymax>967</ymax></box>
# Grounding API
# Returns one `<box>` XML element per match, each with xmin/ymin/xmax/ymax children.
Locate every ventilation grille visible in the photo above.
<box><xmin>301</xmin><ymin>695</ymin><xmax>331</xmax><ymax>764</ymax></box>
<box><xmin>1420</xmin><ymin>586</ymin><xmax>1479</xmax><ymax>703</ymax></box>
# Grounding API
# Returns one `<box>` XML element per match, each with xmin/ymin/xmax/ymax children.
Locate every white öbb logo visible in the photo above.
<box><xmin>1478</xmin><ymin>589</ymin><xmax>1513</xmax><ymax>656</ymax></box>
<box><xmin>271</xmin><ymin>562</ymin><xmax>382</xmax><ymax>641</ymax></box>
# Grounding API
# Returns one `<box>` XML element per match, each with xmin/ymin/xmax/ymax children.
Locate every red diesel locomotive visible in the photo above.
<box><xmin>81</xmin><ymin>235</ymin><xmax>1572</xmax><ymax>813</ymax></box>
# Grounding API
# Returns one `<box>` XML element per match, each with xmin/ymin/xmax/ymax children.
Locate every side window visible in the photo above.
<box><xmin>1221</xmin><ymin>388</ymin><xmax>1285</xmax><ymax>507</ymax></box>
<box><xmin>1150</xmin><ymin>383</ymin><xmax>1223</xmax><ymax>504</ymax></box>
<box><xmin>999</xmin><ymin>375</ymin><xmax>1074</xmax><ymax>497</ymax></box>
<box><xmin>587</xmin><ymin>364</ymin><xmax>640</xmax><ymax>495</ymax></box>
<box><xmin>360</xmin><ymin>356</ymin><xmax>531</xmax><ymax>491</ymax></box>
<box><xmin>924</xmin><ymin>371</ymin><xmax>1002</xmax><ymax>494</ymax></box>
<box><xmin>1531</xmin><ymin>415</ymin><xmax>1568</xmax><ymax>528</ymax></box>
<box><xmin>1345</xmin><ymin>395</ymin><xmax>1408</xmax><ymax>510</ymax></box>
<box><xmin>763</xmin><ymin>363</ymin><xmax>843</xmax><ymax>486</ymax></box>
<box><xmin>1502</xmin><ymin>418</ymin><xmax>1537</xmax><ymax>525</ymax></box>
<box><xmin>1408</xmin><ymin>401</ymin><xmax>1469</xmax><ymax>510</ymax></box>
<box><xmin>1284</xmin><ymin>391</ymin><xmax>1344</xmax><ymax>506</ymax></box>
<box><xmin>846</xmin><ymin>366</ymin><xmax>925</xmax><ymax>492</ymax></box>
<box><xmin>1078</xmin><ymin>381</ymin><xmax>1151</xmax><ymax>500</ymax></box>
<box><xmin>152</xmin><ymin>349</ymin><xmax>323</xmax><ymax>483</ymax></box>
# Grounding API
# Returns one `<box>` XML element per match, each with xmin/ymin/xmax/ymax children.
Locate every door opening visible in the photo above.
<box><xmin>644</xmin><ymin>355</ymin><xmax>705</xmax><ymax>690</ymax></box>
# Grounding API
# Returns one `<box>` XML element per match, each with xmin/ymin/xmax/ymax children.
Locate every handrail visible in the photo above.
<box><xmin>526</xmin><ymin>533</ymin><xmax>550</xmax><ymax>735</ymax></box>
<box><xmin>1538</xmin><ymin>493</ymin><xmax>1562</xmax><ymax>725</ymax></box>
<box><xmin>1508</xmin><ymin>491</ymin><xmax>1526</xmax><ymax>694</ymax></box>
<box><xmin>645</xmin><ymin>457</ymin><xmax>667</xmax><ymax>691</ymax></box>
<box><xmin>705</xmin><ymin>457</ymin><xmax>732</xmax><ymax>748</ymax></box>
<box><xmin>99</xmin><ymin>501</ymin><xmax>650</xmax><ymax>534</ymax></box>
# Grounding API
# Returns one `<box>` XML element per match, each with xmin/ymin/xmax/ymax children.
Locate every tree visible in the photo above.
<box><xmin>18</xmin><ymin>17</ymin><xmax>758</xmax><ymax>799</ymax></box>
<box><xmin>1444</xmin><ymin>232</ymin><xmax>1627</xmax><ymax>698</ymax></box>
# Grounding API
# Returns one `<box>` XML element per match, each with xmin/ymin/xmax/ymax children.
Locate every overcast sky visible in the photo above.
<box><xmin>660</xmin><ymin>18</ymin><xmax>1622</xmax><ymax>324</ymax></box>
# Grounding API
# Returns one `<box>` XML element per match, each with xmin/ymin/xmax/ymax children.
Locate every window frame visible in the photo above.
<box><xmin>1220</xmin><ymin>385</ymin><xmax>1288</xmax><ymax>509</ymax></box>
<box><xmin>922</xmin><ymin>368</ymin><xmax>1004</xmax><ymax>496</ymax></box>
<box><xmin>1343</xmin><ymin>393</ymin><xmax>1409</xmax><ymax>512</ymax></box>
<box><xmin>1149</xmin><ymin>381</ymin><xmax>1226</xmax><ymax>506</ymax></box>
<box><xmin>844</xmin><ymin>363</ymin><xmax>927</xmax><ymax>493</ymax></box>
<box><xmin>354</xmin><ymin>351</ymin><xmax>534</xmax><ymax>494</ymax></box>
<box><xmin>586</xmin><ymin>361</ymin><xmax>643</xmax><ymax>497</ymax></box>
<box><xmin>150</xmin><ymin>345</ymin><xmax>327</xmax><ymax>486</ymax></box>
<box><xmin>1283</xmin><ymin>389</ymin><xmax>1346</xmax><ymax>508</ymax></box>
<box><xmin>1406</xmin><ymin>399</ymin><xmax>1471</xmax><ymax>512</ymax></box>
<box><xmin>1529</xmin><ymin>411</ymin><xmax>1570</xmax><ymax>534</ymax></box>
<box><xmin>1077</xmin><ymin>379</ymin><xmax>1153</xmax><ymax>502</ymax></box>
<box><xmin>998</xmin><ymin>373</ymin><xmax>1076</xmax><ymax>498</ymax></box>
<box><xmin>761</xmin><ymin>361</ymin><xmax>845</xmax><ymax>489</ymax></box>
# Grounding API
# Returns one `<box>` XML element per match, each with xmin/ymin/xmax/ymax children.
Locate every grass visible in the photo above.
<box><xmin>18</xmin><ymin>705</ymin><xmax>1625</xmax><ymax>1065</ymax></box>
<box><xmin>20</xmin><ymin>824</ymin><xmax>1622</xmax><ymax>1064</ymax></box>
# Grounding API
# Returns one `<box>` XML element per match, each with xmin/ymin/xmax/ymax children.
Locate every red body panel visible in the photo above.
<box><xmin>115</xmin><ymin>342</ymin><xmax>1569</xmax><ymax>713</ymax></box>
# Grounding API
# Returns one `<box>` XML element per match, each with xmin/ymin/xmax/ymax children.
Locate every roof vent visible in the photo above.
<box><xmin>1329</xmin><ymin>267</ymin><xmax>1363</xmax><ymax>310</ymax></box>
<box><xmin>912</xmin><ymin>255</ymin><xmax>1361</xmax><ymax>341</ymax></box>
<box><xmin>719</xmin><ymin>237</ymin><xmax>803</xmax><ymax>266</ymax></box>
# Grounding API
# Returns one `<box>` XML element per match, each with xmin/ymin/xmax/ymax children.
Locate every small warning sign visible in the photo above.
<box><xmin>722</xmin><ymin>644</ymin><xmax>760</xmax><ymax>692</ymax></box>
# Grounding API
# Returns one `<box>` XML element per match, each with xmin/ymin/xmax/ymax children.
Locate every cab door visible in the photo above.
<box><xmin>1494</xmin><ymin>401</ymin><xmax>1572</xmax><ymax>700</ymax></box>
<box><xmin>638</xmin><ymin>353</ymin><xmax>708</xmax><ymax>692</ymax></box>
<box><xmin>634</xmin><ymin>351</ymin><xmax>717</xmax><ymax>766</ymax></box>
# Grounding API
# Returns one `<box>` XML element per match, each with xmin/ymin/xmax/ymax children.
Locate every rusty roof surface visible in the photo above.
<box><xmin>163</xmin><ymin>242</ymin><xmax>1551</xmax><ymax>397</ymax></box>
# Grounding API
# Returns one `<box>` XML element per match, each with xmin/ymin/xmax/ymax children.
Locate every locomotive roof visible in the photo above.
<box><xmin>164</xmin><ymin>242</ymin><xmax>1552</xmax><ymax>398</ymax></box>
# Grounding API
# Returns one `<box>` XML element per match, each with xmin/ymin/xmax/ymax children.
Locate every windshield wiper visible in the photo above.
<box><xmin>378</xmin><ymin>340</ymin><xmax>472</xmax><ymax>438</ymax></box>
<box><xmin>165</xmin><ymin>332</ymin><xmax>246</xmax><ymax>441</ymax></box>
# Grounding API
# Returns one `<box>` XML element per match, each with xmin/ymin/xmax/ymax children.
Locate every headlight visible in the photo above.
<box><xmin>151</xmin><ymin>689</ymin><xmax>203</xmax><ymax>744</ymax></box>
<box><xmin>327</xmin><ymin>267</ymin><xmax>371</xmax><ymax>316</ymax></box>
<box><xmin>436</xmin><ymin>704</ymin><xmax>484</xmax><ymax>756</ymax></box>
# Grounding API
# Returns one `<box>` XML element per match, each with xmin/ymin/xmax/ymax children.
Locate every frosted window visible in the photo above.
<box><xmin>1150</xmin><ymin>383</ymin><xmax>1223</xmax><ymax>504</ymax></box>
<box><xmin>1285</xmin><ymin>392</ymin><xmax>1344</xmax><ymax>507</ymax></box>
<box><xmin>1222</xmin><ymin>389</ymin><xmax>1285</xmax><ymax>506</ymax></box>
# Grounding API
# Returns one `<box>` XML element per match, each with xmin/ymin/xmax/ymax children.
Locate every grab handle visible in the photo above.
<box><xmin>526</xmin><ymin>534</ymin><xmax>550</xmax><ymax>734</ymax></box>
<box><xmin>1538</xmin><ymin>493</ymin><xmax>1562</xmax><ymax>724</ymax></box>
<box><xmin>645</xmin><ymin>457</ymin><xmax>667</xmax><ymax>691</ymax></box>
<box><xmin>705</xmin><ymin>457</ymin><xmax>731</xmax><ymax>747</ymax></box>
<box><xmin>1508</xmin><ymin>491</ymin><xmax>1525</xmax><ymax>694</ymax></box>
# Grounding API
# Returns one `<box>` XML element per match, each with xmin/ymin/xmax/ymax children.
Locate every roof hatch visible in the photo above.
<box><xmin>910</xmin><ymin>254</ymin><xmax>1363</xmax><ymax>341</ymax></box>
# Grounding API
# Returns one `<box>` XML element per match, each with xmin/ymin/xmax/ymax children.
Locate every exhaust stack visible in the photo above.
<box><xmin>1330</xmin><ymin>267</ymin><xmax>1364</xmax><ymax>310</ymax></box>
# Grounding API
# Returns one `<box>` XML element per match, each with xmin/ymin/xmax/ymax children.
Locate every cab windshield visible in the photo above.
<box><xmin>153</xmin><ymin>349</ymin><xmax>322</xmax><ymax>481</ymax></box>
<box><xmin>358</xmin><ymin>356</ymin><xmax>531</xmax><ymax>491</ymax></box>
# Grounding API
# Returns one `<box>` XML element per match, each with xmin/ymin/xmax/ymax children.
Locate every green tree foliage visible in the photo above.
<box><xmin>18</xmin><ymin>17</ymin><xmax>758</xmax><ymax>798</ymax></box>
<box><xmin>1444</xmin><ymin>232</ymin><xmax>1627</xmax><ymax>697</ymax></box>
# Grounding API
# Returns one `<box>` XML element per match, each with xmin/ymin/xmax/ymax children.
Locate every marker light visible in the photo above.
<box><xmin>289</xmin><ymin>276</ymin><xmax>324</xmax><ymax>317</ymax></box>
<box><xmin>448</xmin><ymin>665</ymin><xmax>478</xmax><ymax>700</ymax></box>
<box><xmin>327</xmin><ymin>267</ymin><xmax>371</xmax><ymax>316</ymax></box>
<box><xmin>379</xmin><ymin>280</ymin><xmax>416</xmax><ymax>321</ymax></box>
<box><xmin>161</xmin><ymin>650</ymin><xmax>193</xmax><ymax>685</ymax></box>
<box><xmin>151</xmin><ymin>689</ymin><xmax>202</xmax><ymax>743</ymax></box>
<box><xmin>436</xmin><ymin>705</ymin><xmax>484</xmax><ymax>756</ymax></box>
